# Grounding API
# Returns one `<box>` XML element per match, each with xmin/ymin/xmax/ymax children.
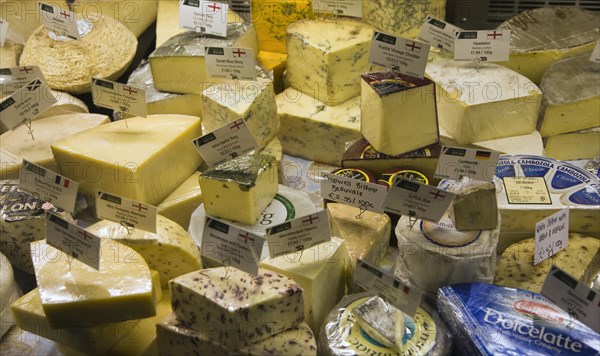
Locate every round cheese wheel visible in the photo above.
<box><xmin>36</xmin><ymin>90</ymin><xmax>89</xmax><ymax>119</ymax></box>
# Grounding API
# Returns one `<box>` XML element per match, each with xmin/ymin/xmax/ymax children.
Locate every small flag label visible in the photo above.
<box><xmin>18</xmin><ymin>160</ymin><xmax>79</xmax><ymax>213</ymax></box>
<box><xmin>266</xmin><ymin>210</ymin><xmax>330</xmax><ymax>259</ymax></box>
<box><xmin>0</xmin><ymin>78</ymin><xmax>57</xmax><ymax>130</ymax></box>
<box><xmin>96</xmin><ymin>191</ymin><xmax>157</xmax><ymax>233</ymax></box>
<box><xmin>39</xmin><ymin>2</ymin><xmax>81</xmax><ymax>40</ymax></box>
<box><xmin>0</xmin><ymin>66</ymin><xmax>48</xmax><ymax>97</ymax></box>
<box><xmin>417</xmin><ymin>16</ymin><xmax>462</xmax><ymax>52</ymax></box>
<box><xmin>321</xmin><ymin>173</ymin><xmax>388</xmax><ymax>213</ymax></box>
<box><xmin>383</xmin><ymin>178</ymin><xmax>455</xmax><ymax>223</ymax></box>
<box><xmin>179</xmin><ymin>0</ymin><xmax>228</xmax><ymax>37</ymax></box>
<box><xmin>91</xmin><ymin>78</ymin><xmax>147</xmax><ymax>118</ymax></box>
<box><xmin>435</xmin><ymin>146</ymin><xmax>500</xmax><ymax>182</ymax></box>
<box><xmin>205</xmin><ymin>46</ymin><xmax>257</xmax><ymax>81</ymax></box>
<box><xmin>454</xmin><ymin>29</ymin><xmax>510</xmax><ymax>62</ymax></box>
<box><xmin>192</xmin><ymin>118</ymin><xmax>258</xmax><ymax>167</ymax></box>
<box><xmin>369</xmin><ymin>32</ymin><xmax>430</xmax><ymax>78</ymax></box>
<box><xmin>312</xmin><ymin>0</ymin><xmax>362</xmax><ymax>18</ymax></box>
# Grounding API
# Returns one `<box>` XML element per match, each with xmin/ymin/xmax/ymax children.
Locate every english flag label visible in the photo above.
<box><xmin>96</xmin><ymin>191</ymin><xmax>157</xmax><ymax>233</ymax></box>
<box><xmin>193</xmin><ymin>118</ymin><xmax>258</xmax><ymax>167</ymax></box>
<box><xmin>369</xmin><ymin>32</ymin><xmax>430</xmax><ymax>78</ymax></box>
<box><xmin>383</xmin><ymin>178</ymin><xmax>456</xmax><ymax>223</ymax></box>
<box><xmin>45</xmin><ymin>212</ymin><xmax>101</xmax><ymax>270</ymax></box>
<box><xmin>205</xmin><ymin>46</ymin><xmax>256</xmax><ymax>81</ymax></box>
<box><xmin>266</xmin><ymin>210</ymin><xmax>330</xmax><ymax>258</ymax></box>
<box><xmin>91</xmin><ymin>78</ymin><xmax>147</xmax><ymax>117</ymax></box>
<box><xmin>454</xmin><ymin>30</ymin><xmax>510</xmax><ymax>62</ymax></box>
<box><xmin>179</xmin><ymin>0</ymin><xmax>228</xmax><ymax>37</ymax></box>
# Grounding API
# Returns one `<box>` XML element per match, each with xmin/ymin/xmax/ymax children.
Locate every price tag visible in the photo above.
<box><xmin>591</xmin><ymin>40</ymin><xmax>600</xmax><ymax>63</ymax></box>
<box><xmin>95</xmin><ymin>191</ymin><xmax>157</xmax><ymax>233</ymax></box>
<box><xmin>201</xmin><ymin>217</ymin><xmax>263</xmax><ymax>275</ymax></box>
<box><xmin>0</xmin><ymin>66</ymin><xmax>47</xmax><ymax>96</ymax></box>
<box><xmin>0</xmin><ymin>17</ymin><xmax>8</xmax><ymax>47</ymax></box>
<box><xmin>18</xmin><ymin>160</ymin><xmax>79</xmax><ymax>213</ymax></box>
<box><xmin>91</xmin><ymin>78</ymin><xmax>147</xmax><ymax>117</ymax></box>
<box><xmin>321</xmin><ymin>173</ymin><xmax>388</xmax><ymax>213</ymax></box>
<box><xmin>39</xmin><ymin>3</ymin><xmax>80</xmax><ymax>40</ymax></box>
<box><xmin>435</xmin><ymin>146</ymin><xmax>500</xmax><ymax>182</ymax></box>
<box><xmin>369</xmin><ymin>32</ymin><xmax>430</xmax><ymax>78</ymax></box>
<box><xmin>45</xmin><ymin>212</ymin><xmax>101</xmax><ymax>270</ymax></box>
<box><xmin>541</xmin><ymin>265</ymin><xmax>600</xmax><ymax>334</ymax></box>
<box><xmin>534</xmin><ymin>208</ymin><xmax>569</xmax><ymax>265</ymax></box>
<box><xmin>0</xmin><ymin>79</ymin><xmax>56</xmax><ymax>131</ymax></box>
<box><xmin>179</xmin><ymin>0</ymin><xmax>228</xmax><ymax>37</ymax></box>
<box><xmin>454</xmin><ymin>30</ymin><xmax>510</xmax><ymax>62</ymax></box>
<box><xmin>312</xmin><ymin>0</ymin><xmax>362</xmax><ymax>18</ymax></box>
<box><xmin>503</xmin><ymin>177</ymin><xmax>551</xmax><ymax>205</ymax></box>
<box><xmin>193</xmin><ymin>119</ymin><xmax>258</xmax><ymax>167</ymax></box>
<box><xmin>205</xmin><ymin>47</ymin><xmax>257</xmax><ymax>81</ymax></box>
<box><xmin>266</xmin><ymin>210</ymin><xmax>331</xmax><ymax>259</ymax></box>
<box><xmin>417</xmin><ymin>16</ymin><xmax>462</xmax><ymax>52</ymax></box>
<box><xmin>354</xmin><ymin>259</ymin><xmax>422</xmax><ymax>318</ymax></box>
<box><xmin>383</xmin><ymin>178</ymin><xmax>455</xmax><ymax>223</ymax></box>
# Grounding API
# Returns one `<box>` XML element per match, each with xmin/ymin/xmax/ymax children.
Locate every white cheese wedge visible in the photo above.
<box><xmin>71</xmin><ymin>0</ymin><xmax>158</xmax><ymax>38</ymax></box>
<box><xmin>285</xmin><ymin>19</ymin><xmax>373</xmax><ymax>105</ymax></box>
<box><xmin>354</xmin><ymin>296</ymin><xmax>404</xmax><ymax>352</ymax></box>
<box><xmin>361</xmin><ymin>71</ymin><xmax>439</xmax><ymax>156</ymax></box>
<box><xmin>426</xmin><ymin>59</ymin><xmax>542</xmax><ymax>144</ymax></box>
<box><xmin>51</xmin><ymin>115</ymin><xmax>202</xmax><ymax>205</ymax></box>
<box><xmin>157</xmin><ymin>171</ymin><xmax>203</xmax><ymax>230</ymax></box>
<box><xmin>276</xmin><ymin>87</ymin><xmax>361</xmax><ymax>166</ymax></box>
<box><xmin>251</xmin><ymin>0</ymin><xmax>313</xmax><ymax>53</ymax></box>
<box><xmin>169</xmin><ymin>267</ymin><xmax>305</xmax><ymax>348</ymax></box>
<box><xmin>363</xmin><ymin>0</ymin><xmax>445</xmax><ymax>39</ymax></box>
<box><xmin>0</xmin><ymin>149</ymin><xmax>22</xmax><ymax>180</ymax></box>
<box><xmin>439</xmin><ymin>178</ymin><xmax>498</xmax><ymax>231</ymax></box>
<box><xmin>439</xmin><ymin>126</ymin><xmax>544</xmax><ymax>156</ymax></box>
<box><xmin>544</xmin><ymin>127</ymin><xmax>600</xmax><ymax>161</ymax></box>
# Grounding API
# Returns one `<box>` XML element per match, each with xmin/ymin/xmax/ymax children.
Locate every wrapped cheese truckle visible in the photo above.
<box><xmin>169</xmin><ymin>268</ymin><xmax>305</xmax><ymax>348</ymax></box>
<box><xmin>439</xmin><ymin>177</ymin><xmax>498</xmax><ymax>231</ymax></box>
<box><xmin>361</xmin><ymin>71</ymin><xmax>439</xmax><ymax>156</ymax></box>
<box><xmin>276</xmin><ymin>87</ymin><xmax>361</xmax><ymax>166</ymax></box>
<box><xmin>497</xmin><ymin>7</ymin><xmax>600</xmax><ymax>84</ymax></box>
<box><xmin>363</xmin><ymin>0</ymin><xmax>445</xmax><ymax>40</ymax></box>
<box><xmin>20</xmin><ymin>14</ymin><xmax>137</xmax><ymax>94</ymax></box>
<box><xmin>426</xmin><ymin>59</ymin><xmax>542</xmax><ymax>144</ymax></box>
<box><xmin>286</xmin><ymin>19</ymin><xmax>373</xmax><ymax>105</ymax></box>
<box><xmin>0</xmin><ymin>252</ymin><xmax>20</xmax><ymax>338</ymax></box>
<box><xmin>545</xmin><ymin>128</ymin><xmax>600</xmax><ymax>161</ymax></box>
<box><xmin>495</xmin><ymin>233</ymin><xmax>600</xmax><ymax>293</ymax></box>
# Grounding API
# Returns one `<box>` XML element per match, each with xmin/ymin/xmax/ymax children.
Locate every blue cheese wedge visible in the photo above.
<box><xmin>363</xmin><ymin>1</ymin><xmax>445</xmax><ymax>39</ymax></box>
<box><xmin>354</xmin><ymin>296</ymin><xmax>405</xmax><ymax>352</ymax></box>
<box><xmin>439</xmin><ymin>178</ymin><xmax>498</xmax><ymax>231</ymax></box>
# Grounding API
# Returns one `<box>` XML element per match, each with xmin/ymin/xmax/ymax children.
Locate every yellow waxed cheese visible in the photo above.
<box><xmin>50</xmin><ymin>115</ymin><xmax>202</xmax><ymax>205</ymax></box>
<box><xmin>251</xmin><ymin>0</ymin><xmax>313</xmax><ymax>53</ymax></box>
<box><xmin>157</xmin><ymin>172</ymin><xmax>203</xmax><ymax>230</ymax></box>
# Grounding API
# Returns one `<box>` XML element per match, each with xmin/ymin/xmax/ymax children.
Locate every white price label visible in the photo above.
<box><xmin>0</xmin><ymin>66</ymin><xmax>47</xmax><ymax>96</ymax></box>
<box><xmin>541</xmin><ymin>265</ymin><xmax>600</xmax><ymax>334</ymax></box>
<box><xmin>0</xmin><ymin>17</ymin><xmax>8</xmax><ymax>47</ymax></box>
<box><xmin>454</xmin><ymin>30</ymin><xmax>510</xmax><ymax>62</ymax></box>
<box><xmin>201</xmin><ymin>217</ymin><xmax>263</xmax><ymax>275</ymax></box>
<box><xmin>503</xmin><ymin>177</ymin><xmax>552</xmax><ymax>205</ymax></box>
<box><xmin>96</xmin><ymin>191</ymin><xmax>157</xmax><ymax>233</ymax></box>
<box><xmin>193</xmin><ymin>119</ymin><xmax>258</xmax><ymax>167</ymax></box>
<box><xmin>312</xmin><ymin>0</ymin><xmax>362</xmax><ymax>18</ymax></box>
<box><xmin>591</xmin><ymin>40</ymin><xmax>600</xmax><ymax>63</ymax></box>
<box><xmin>321</xmin><ymin>173</ymin><xmax>388</xmax><ymax>213</ymax></box>
<box><xmin>45</xmin><ymin>212</ymin><xmax>101</xmax><ymax>270</ymax></box>
<box><xmin>266</xmin><ymin>210</ymin><xmax>331</xmax><ymax>259</ymax></box>
<box><xmin>369</xmin><ymin>32</ymin><xmax>430</xmax><ymax>78</ymax></box>
<box><xmin>354</xmin><ymin>259</ymin><xmax>423</xmax><ymax>318</ymax></box>
<box><xmin>179</xmin><ymin>0</ymin><xmax>228</xmax><ymax>37</ymax></box>
<box><xmin>91</xmin><ymin>78</ymin><xmax>147</xmax><ymax>117</ymax></box>
<box><xmin>0</xmin><ymin>79</ymin><xmax>56</xmax><ymax>130</ymax></box>
<box><xmin>205</xmin><ymin>47</ymin><xmax>257</xmax><ymax>81</ymax></box>
<box><xmin>39</xmin><ymin>2</ymin><xmax>80</xmax><ymax>40</ymax></box>
<box><xmin>383</xmin><ymin>178</ymin><xmax>455</xmax><ymax>223</ymax></box>
<box><xmin>417</xmin><ymin>16</ymin><xmax>462</xmax><ymax>52</ymax></box>
<box><xmin>435</xmin><ymin>146</ymin><xmax>500</xmax><ymax>182</ymax></box>
<box><xmin>19</xmin><ymin>160</ymin><xmax>79</xmax><ymax>213</ymax></box>
<box><xmin>534</xmin><ymin>208</ymin><xmax>569</xmax><ymax>265</ymax></box>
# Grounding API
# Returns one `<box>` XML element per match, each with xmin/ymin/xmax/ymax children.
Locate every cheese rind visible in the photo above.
<box><xmin>544</xmin><ymin>128</ymin><xmax>600</xmax><ymax>161</ymax></box>
<box><xmin>363</xmin><ymin>0</ymin><xmax>445</xmax><ymax>40</ymax></box>
<box><xmin>439</xmin><ymin>178</ymin><xmax>498</xmax><ymax>231</ymax></box>
<box><xmin>0</xmin><ymin>251</ymin><xmax>19</xmax><ymax>338</ymax></box>
<box><xmin>439</xmin><ymin>126</ymin><xmax>545</xmax><ymax>156</ymax></box>
<box><xmin>157</xmin><ymin>171</ymin><xmax>203</xmax><ymax>230</ymax></box>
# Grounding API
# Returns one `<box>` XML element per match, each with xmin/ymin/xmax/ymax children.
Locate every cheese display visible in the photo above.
<box><xmin>0</xmin><ymin>113</ymin><xmax>109</xmax><ymax>172</ymax></box>
<box><xmin>251</xmin><ymin>0</ymin><xmax>312</xmax><ymax>53</ymax></box>
<box><xmin>51</xmin><ymin>115</ymin><xmax>202</xmax><ymax>205</ymax></box>
<box><xmin>0</xmin><ymin>149</ymin><xmax>22</xmax><ymax>180</ymax></box>
<box><xmin>199</xmin><ymin>154</ymin><xmax>278</xmax><ymax>225</ymax></box>
<box><xmin>286</xmin><ymin>19</ymin><xmax>373</xmax><ymax>105</ymax></box>
<box><xmin>545</xmin><ymin>128</ymin><xmax>600</xmax><ymax>161</ymax></box>
<box><xmin>439</xmin><ymin>126</ymin><xmax>545</xmax><ymax>156</ymax></box>
<box><xmin>538</xmin><ymin>54</ymin><xmax>600</xmax><ymax>137</ymax></box>
<box><xmin>258</xmin><ymin>50</ymin><xmax>287</xmax><ymax>93</ymax></box>
<box><xmin>438</xmin><ymin>283</ymin><xmax>600</xmax><ymax>355</ymax></box>
<box><xmin>497</xmin><ymin>7</ymin><xmax>600</xmax><ymax>84</ymax></box>
<box><xmin>157</xmin><ymin>171</ymin><xmax>203</xmax><ymax>230</ymax></box>
<box><xmin>394</xmin><ymin>213</ymin><xmax>500</xmax><ymax>296</ymax></box>
<box><xmin>361</xmin><ymin>71</ymin><xmax>439</xmax><ymax>156</ymax></box>
<box><xmin>495</xmin><ymin>233</ymin><xmax>600</xmax><ymax>293</ymax></box>
<box><xmin>169</xmin><ymin>268</ymin><xmax>305</xmax><ymax>348</ymax></box>
<box><xmin>71</xmin><ymin>0</ymin><xmax>158</xmax><ymax>38</ymax></box>
<box><xmin>363</xmin><ymin>0</ymin><xmax>445</xmax><ymax>39</ymax></box>
<box><xmin>30</xmin><ymin>239</ymin><xmax>156</xmax><ymax>327</ymax></box>
<box><xmin>149</xmin><ymin>22</ymin><xmax>258</xmax><ymax>94</ymax></box>
<box><xmin>0</xmin><ymin>251</ymin><xmax>19</xmax><ymax>338</ymax></box>
<box><xmin>202</xmin><ymin>78</ymin><xmax>278</xmax><ymax>148</ymax></box>
<box><xmin>19</xmin><ymin>14</ymin><xmax>137</xmax><ymax>94</ymax></box>
<box><xmin>426</xmin><ymin>59</ymin><xmax>542</xmax><ymax>144</ymax></box>
<box><xmin>261</xmin><ymin>238</ymin><xmax>348</xmax><ymax>332</ymax></box>
<box><xmin>277</xmin><ymin>87</ymin><xmax>361</xmax><ymax>165</ymax></box>
<box><xmin>354</xmin><ymin>296</ymin><xmax>405</xmax><ymax>352</ymax></box>
<box><xmin>439</xmin><ymin>177</ymin><xmax>498</xmax><ymax>231</ymax></box>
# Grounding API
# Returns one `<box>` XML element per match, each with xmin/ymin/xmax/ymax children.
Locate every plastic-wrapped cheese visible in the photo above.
<box><xmin>20</xmin><ymin>14</ymin><xmax>137</xmax><ymax>94</ymax></box>
<box><xmin>71</xmin><ymin>0</ymin><xmax>158</xmax><ymax>38</ymax></box>
<box><xmin>354</xmin><ymin>296</ymin><xmax>404</xmax><ymax>352</ymax></box>
<box><xmin>544</xmin><ymin>127</ymin><xmax>600</xmax><ymax>161</ymax></box>
<box><xmin>0</xmin><ymin>251</ymin><xmax>20</xmax><ymax>338</ymax></box>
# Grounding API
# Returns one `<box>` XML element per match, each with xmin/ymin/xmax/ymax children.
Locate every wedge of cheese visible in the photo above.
<box><xmin>157</xmin><ymin>172</ymin><xmax>203</xmax><ymax>230</ymax></box>
<box><xmin>439</xmin><ymin>127</ymin><xmax>545</xmax><ymax>157</ymax></box>
<box><xmin>440</xmin><ymin>178</ymin><xmax>498</xmax><ymax>231</ymax></box>
<box><xmin>0</xmin><ymin>251</ymin><xmax>19</xmax><ymax>338</ymax></box>
<box><xmin>258</xmin><ymin>50</ymin><xmax>286</xmax><ymax>93</ymax></box>
<box><xmin>71</xmin><ymin>0</ymin><xmax>158</xmax><ymax>38</ymax></box>
<box><xmin>51</xmin><ymin>115</ymin><xmax>202</xmax><ymax>205</ymax></box>
<box><xmin>251</xmin><ymin>0</ymin><xmax>313</xmax><ymax>53</ymax></box>
<box><xmin>0</xmin><ymin>2</ymin><xmax>42</xmax><ymax>44</ymax></box>
<box><xmin>354</xmin><ymin>296</ymin><xmax>405</xmax><ymax>352</ymax></box>
<box><xmin>363</xmin><ymin>0</ymin><xmax>445</xmax><ymax>39</ymax></box>
<box><xmin>544</xmin><ymin>128</ymin><xmax>600</xmax><ymax>161</ymax></box>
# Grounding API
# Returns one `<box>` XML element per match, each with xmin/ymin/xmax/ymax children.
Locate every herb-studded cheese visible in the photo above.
<box><xmin>544</xmin><ymin>128</ymin><xmax>600</xmax><ymax>161</ymax></box>
<box><xmin>286</xmin><ymin>19</ymin><xmax>373</xmax><ymax>105</ymax></box>
<box><xmin>169</xmin><ymin>268</ymin><xmax>304</xmax><ymax>348</ymax></box>
<box><xmin>426</xmin><ymin>59</ymin><xmax>542</xmax><ymax>144</ymax></box>
<box><xmin>276</xmin><ymin>87</ymin><xmax>361</xmax><ymax>166</ymax></box>
<box><xmin>363</xmin><ymin>0</ymin><xmax>445</xmax><ymax>39</ymax></box>
<box><xmin>251</xmin><ymin>0</ymin><xmax>313</xmax><ymax>53</ymax></box>
<box><xmin>439</xmin><ymin>178</ymin><xmax>498</xmax><ymax>231</ymax></box>
<box><xmin>158</xmin><ymin>171</ymin><xmax>203</xmax><ymax>230</ymax></box>
<box><xmin>354</xmin><ymin>296</ymin><xmax>405</xmax><ymax>352</ymax></box>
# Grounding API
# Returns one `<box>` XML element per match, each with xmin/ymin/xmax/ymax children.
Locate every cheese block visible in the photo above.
<box><xmin>277</xmin><ymin>87</ymin><xmax>361</xmax><ymax>166</ymax></box>
<box><xmin>1</xmin><ymin>41</ymin><xmax>18</xmax><ymax>68</ymax></box>
<box><xmin>202</xmin><ymin>78</ymin><xmax>278</xmax><ymax>148</ymax></box>
<box><xmin>51</xmin><ymin>115</ymin><xmax>202</xmax><ymax>205</ymax></box>
<box><xmin>85</xmin><ymin>214</ymin><xmax>202</xmax><ymax>288</ymax></box>
<box><xmin>258</xmin><ymin>50</ymin><xmax>286</xmax><ymax>93</ymax></box>
<box><xmin>258</xmin><ymin>136</ymin><xmax>283</xmax><ymax>165</ymax></box>
<box><xmin>157</xmin><ymin>314</ymin><xmax>317</xmax><ymax>356</ymax></box>
<box><xmin>286</xmin><ymin>19</ymin><xmax>373</xmax><ymax>105</ymax></box>
<box><xmin>1</xmin><ymin>113</ymin><xmax>109</xmax><ymax>172</ymax></box>
<box><xmin>497</xmin><ymin>7</ymin><xmax>600</xmax><ymax>84</ymax></box>
<box><xmin>0</xmin><ymin>251</ymin><xmax>19</xmax><ymax>338</ymax></box>
<box><xmin>31</xmin><ymin>239</ymin><xmax>156</xmax><ymax>327</ymax></box>
<box><xmin>439</xmin><ymin>177</ymin><xmax>498</xmax><ymax>231</ymax></box>
<box><xmin>538</xmin><ymin>54</ymin><xmax>600</xmax><ymax>137</ymax></box>
<box><xmin>361</xmin><ymin>71</ymin><xmax>439</xmax><ymax>156</ymax></box>
<box><xmin>251</xmin><ymin>0</ymin><xmax>313</xmax><ymax>53</ymax></box>
<box><xmin>327</xmin><ymin>203</ymin><xmax>390</xmax><ymax>293</ymax></box>
<box><xmin>20</xmin><ymin>14</ymin><xmax>137</xmax><ymax>94</ymax></box>
<box><xmin>149</xmin><ymin>22</ymin><xmax>258</xmax><ymax>94</ymax></box>
<box><xmin>157</xmin><ymin>172</ymin><xmax>202</xmax><ymax>230</ymax></box>
<box><xmin>354</xmin><ymin>296</ymin><xmax>404</xmax><ymax>352</ymax></box>
<box><xmin>0</xmin><ymin>149</ymin><xmax>22</xmax><ymax>179</ymax></box>
<box><xmin>0</xmin><ymin>1</ymin><xmax>42</xmax><ymax>44</ymax></box>
<box><xmin>199</xmin><ymin>154</ymin><xmax>278</xmax><ymax>225</ymax></box>
<box><xmin>363</xmin><ymin>0</ymin><xmax>445</xmax><ymax>39</ymax></box>
<box><xmin>495</xmin><ymin>233</ymin><xmax>600</xmax><ymax>294</ymax></box>
<box><xmin>439</xmin><ymin>126</ymin><xmax>545</xmax><ymax>156</ymax></box>
<box><xmin>545</xmin><ymin>127</ymin><xmax>600</xmax><ymax>161</ymax></box>
<box><xmin>169</xmin><ymin>267</ymin><xmax>305</xmax><ymax>348</ymax></box>
<box><xmin>426</xmin><ymin>59</ymin><xmax>542</xmax><ymax>144</ymax></box>
<box><xmin>261</xmin><ymin>238</ymin><xmax>348</xmax><ymax>332</ymax></box>
<box><xmin>71</xmin><ymin>0</ymin><xmax>158</xmax><ymax>38</ymax></box>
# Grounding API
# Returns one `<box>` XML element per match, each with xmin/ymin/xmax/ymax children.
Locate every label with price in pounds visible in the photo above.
<box><xmin>503</xmin><ymin>177</ymin><xmax>552</xmax><ymax>205</ymax></box>
<box><xmin>454</xmin><ymin>30</ymin><xmax>510</xmax><ymax>62</ymax></box>
<box><xmin>205</xmin><ymin>47</ymin><xmax>256</xmax><ymax>80</ymax></box>
<box><xmin>321</xmin><ymin>173</ymin><xmax>388</xmax><ymax>213</ymax></box>
<box><xmin>193</xmin><ymin>119</ymin><xmax>258</xmax><ymax>167</ymax></box>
